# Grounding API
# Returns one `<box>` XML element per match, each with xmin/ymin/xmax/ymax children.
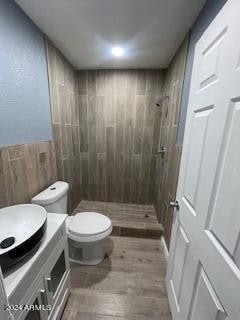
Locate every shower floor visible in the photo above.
<box><xmin>62</xmin><ymin>201</ymin><xmax>171</xmax><ymax>320</ymax></box>
<box><xmin>72</xmin><ymin>200</ymin><xmax>163</xmax><ymax>239</ymax></box>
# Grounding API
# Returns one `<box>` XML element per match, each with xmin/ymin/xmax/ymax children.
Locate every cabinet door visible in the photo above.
<box><xmin>44</xmin><ymin>245</ymin><xmax>69</xmax><ymax>308</ymax></box>
<box><xmin>22</xmin><ymin>282</ymin><xmax>48</xmax><ymax>320</ymax></box>
<box><xmin>24</xmin><ymin>299</ymin><xmax>43</xmax><ymax>320</ymax></box>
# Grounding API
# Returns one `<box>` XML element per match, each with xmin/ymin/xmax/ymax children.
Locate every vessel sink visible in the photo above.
<box><xmin>0</xmin><ymin>204</ymin><xmax>47</xmax><ymax>270</ymax></box>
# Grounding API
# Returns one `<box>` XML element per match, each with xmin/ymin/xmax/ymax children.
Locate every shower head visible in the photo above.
<box><xmin>156</xmin><ymin>95</ymin><xmax>169</xmax><ymax>107</ymax></box>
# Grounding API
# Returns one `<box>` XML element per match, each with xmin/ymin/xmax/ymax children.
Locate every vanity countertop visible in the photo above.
<box><xmin>3</xmin><ymin>213</ymin><xmax>67</xmax><ymax>299</ymax></box>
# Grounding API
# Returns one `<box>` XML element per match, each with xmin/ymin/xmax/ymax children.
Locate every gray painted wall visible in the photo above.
<box><xmin>177</xmin><ymin>0</ymin><xmax>227</xmax><ymax>144</ymax></box>
<box><xmin>0</xmin><ymin>0</ymin><xmax>52</xmax><ymax>147</ymax></box>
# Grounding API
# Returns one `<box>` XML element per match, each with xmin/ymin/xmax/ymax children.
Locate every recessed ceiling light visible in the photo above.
<box><xmin>111</xmin><ymin>46</ymin><xmax>125</xmax><ymax>57</ymax></box>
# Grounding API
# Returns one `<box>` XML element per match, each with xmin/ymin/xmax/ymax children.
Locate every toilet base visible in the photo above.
<box><xmin>68</xmin><ymin>238</ymin><xmax>105</xmax><ymax>266</ymax></box>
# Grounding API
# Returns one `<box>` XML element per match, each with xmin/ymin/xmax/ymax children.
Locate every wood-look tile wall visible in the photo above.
<box><xmin>154</xmin><ymin>38</ymin><xmax>188</xmax><ymax>247</ymax></box>
<box><xmin>46</xmin><ymin>36</ymin><xmax>187</xmax><ymax>218</ymax></box>
<box><xmin>77</xmin><ymin>69</ymin><xmax>164</xmax><ymax>204</ymax></box>
<box><xmin>0</xmin><ymin>141</ymin><xmax>57</xmax><ymax>208</ymax></box>
<box><xmin>46</xmin><ymin>38</ymin><xmax>81</xmax><ymax>212</ymax></box>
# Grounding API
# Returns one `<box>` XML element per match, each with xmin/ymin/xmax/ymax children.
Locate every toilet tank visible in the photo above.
<box><xmin>31</xmin><ymin>181</ymin><xmax>69</xmax><ymax>214</ymax></box>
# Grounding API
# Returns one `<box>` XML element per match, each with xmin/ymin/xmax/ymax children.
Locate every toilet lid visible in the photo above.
<box><xmin>68</xmin><ymin>212</ymin><xmax>112</xmax><ymax>237</ymax></box>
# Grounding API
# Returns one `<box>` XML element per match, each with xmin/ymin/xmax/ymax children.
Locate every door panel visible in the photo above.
<box><xmin>199</xmin><ymin>27</ymin><xmax>227</xmax><ymax>90</ymax></box>
<box><xmin>166</xmin><ymin>1</ymin><xmax>240</xmax><ymax>319</ymax></box>
<box><xmin>189</xmin><ymin>266</ymin><xmax>227</xmax><ymax>320</ymax></box>
<box><xmin>183</xmin><ymin>106</ymin><xmax>213</xmax><ymax>209</ymax></box>
<box><xmin>170</xmin><ymin>223</ymin><xmax>190</xmax><ymax>306</ymax></box>
<box><xmin>209</xmin><ymin>101</ymin><xmax>240</xmax><ymax>256</ymax></box>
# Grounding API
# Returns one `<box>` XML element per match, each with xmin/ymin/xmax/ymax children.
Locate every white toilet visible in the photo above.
<box><xmin>31</xmin><ymin>181</ymin><xmax>112</xmax><ymax>265</ymax></box>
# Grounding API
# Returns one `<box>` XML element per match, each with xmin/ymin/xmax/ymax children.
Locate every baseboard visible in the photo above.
<box><xmin>160</xmin><ymin>236</ymin><xmax>169</xmax><ymax>262</ymax></box>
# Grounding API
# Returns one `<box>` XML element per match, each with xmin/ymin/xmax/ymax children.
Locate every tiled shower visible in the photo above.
<box><xmin>46</xmin><ymin>37</ymin><xmax>188</xmax><ymax>246</ymax></box>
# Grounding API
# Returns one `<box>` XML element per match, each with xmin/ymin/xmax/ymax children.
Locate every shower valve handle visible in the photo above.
<box><xmin>154</xmin><ymin>146</ymin><xmax>166</xmax><ymax>156</ymax></box>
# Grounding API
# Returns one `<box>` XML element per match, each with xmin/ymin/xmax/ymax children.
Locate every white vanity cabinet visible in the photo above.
<box><xmin>3</xmin><ymin>213</ymin><xmax>70</xmax><ymax>320</ymax></box>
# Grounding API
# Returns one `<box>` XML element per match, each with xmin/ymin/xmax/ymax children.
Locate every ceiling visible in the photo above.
<box><xmin>16</xmin><ymin>0</ymin><xmax>206</xmax><ymax>69</ymax></box>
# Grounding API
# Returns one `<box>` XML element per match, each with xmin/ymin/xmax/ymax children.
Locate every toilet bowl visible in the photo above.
<box><xmin>31</xmin><ymin>181</ymin><xmax>112</xmax><ymax>265</ymax></box>
<box><xmin>66</xmin><ymin>212</ymin><xmax>112</xmax><ymax>265</ymax></box>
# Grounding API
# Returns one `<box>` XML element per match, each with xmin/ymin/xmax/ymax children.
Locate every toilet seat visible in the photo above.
<box><xmin>66</xmin><ymin>212</ymin><xmax>112</xmax><ymax>243</ymax></box>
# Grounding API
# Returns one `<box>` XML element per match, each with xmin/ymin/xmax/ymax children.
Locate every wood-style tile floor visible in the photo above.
<box><xmin>62</xmin><ymin>201</ymin><xmax>172</xmax><ymax>320</ymax></box>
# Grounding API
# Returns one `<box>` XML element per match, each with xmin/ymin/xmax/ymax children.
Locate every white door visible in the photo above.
<box><xmin>166</xmin><ymin>0</ymin><xmax>240</xmax><ymax>319</ymax></box>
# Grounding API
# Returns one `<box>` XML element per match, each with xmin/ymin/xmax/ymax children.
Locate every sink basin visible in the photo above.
<box><xmin>0</xmin><ymin>204</ymin><xmax>47</xmax><ymax>270</ymax></box>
